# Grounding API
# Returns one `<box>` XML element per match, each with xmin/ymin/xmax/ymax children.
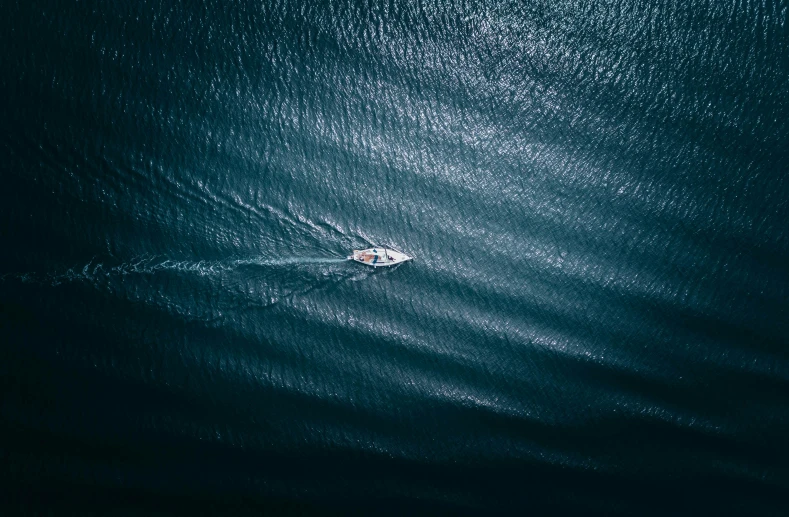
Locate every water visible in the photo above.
<box><xmin>1</xmin><ymin>0</ymin><xmax>788</xmax><ymax>514</ymax></box>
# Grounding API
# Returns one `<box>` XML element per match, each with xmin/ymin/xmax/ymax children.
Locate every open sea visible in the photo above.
<box><xmin>1</xmin><ymin>0</ymin><xmax>788</xmax><ymax>514</ymax></box>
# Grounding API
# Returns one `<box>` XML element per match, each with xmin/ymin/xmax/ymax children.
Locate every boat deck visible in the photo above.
<box><xmin>351</xmin><ymin>248</ymin><xmax>412</xmax><ymax>267</ymax></box>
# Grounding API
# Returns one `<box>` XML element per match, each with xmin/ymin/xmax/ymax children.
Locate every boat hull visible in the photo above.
<box><xmin>349</xmin><ymin>248</ymin><xmax>412</xmax><ymax>267</ymax></box>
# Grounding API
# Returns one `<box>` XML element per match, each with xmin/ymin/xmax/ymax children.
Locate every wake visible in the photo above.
<box><xmin>1</xmin><ymin>255</ymin><xmax>351</xmax><ymax>285</ymax></box>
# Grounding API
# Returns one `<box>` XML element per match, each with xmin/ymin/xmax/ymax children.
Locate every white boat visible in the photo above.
<box><xmin>349</xmin><ymin>247</ymin><xmax>413</xmax><ymax>267</ymax></box>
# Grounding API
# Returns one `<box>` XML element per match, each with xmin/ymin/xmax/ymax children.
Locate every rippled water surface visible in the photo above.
<box><xmin>1</xmin><ymin>0</ymin><xmax>788</xmax><ymax>514</ymax></box>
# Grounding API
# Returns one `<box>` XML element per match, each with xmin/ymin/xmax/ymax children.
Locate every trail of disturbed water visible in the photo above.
<box><xmin>0</xmin><ymin>255</ymin><xmax>351</xmax><ymax>286</ymax></box>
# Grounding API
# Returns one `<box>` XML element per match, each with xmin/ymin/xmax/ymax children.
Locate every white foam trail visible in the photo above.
<box><xmin>233</xmin><ymin>257</ymin><xmax>349</xmax><ymax>266</ymax></box>
<box><xmin>1</xmin><ymin>255</ymin><xmax>352</xmax><ymax>285</ymax></box>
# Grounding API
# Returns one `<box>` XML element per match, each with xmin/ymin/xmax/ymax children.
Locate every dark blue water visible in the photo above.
<box><xmin>2</xmin><ymin>0</ymin><xmax>788</xmax><ymax>514</ymax></box>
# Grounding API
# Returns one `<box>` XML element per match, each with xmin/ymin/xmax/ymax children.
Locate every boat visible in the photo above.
<box><xmin>349</xmin><ymin>246</ymin><xmax>413</xmax><ymax>267</ymax></box>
